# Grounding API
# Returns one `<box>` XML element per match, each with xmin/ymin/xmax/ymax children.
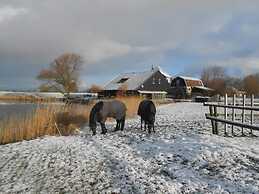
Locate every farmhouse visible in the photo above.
<box><xmin>102</xmin><ymin>66</ymin><xmax>171</xmax><ymax>99</ymax></box>
<box><xmin>171</xmin><ymin>76</ymin><xmax>213</xmax><ymax>98</ymax></box>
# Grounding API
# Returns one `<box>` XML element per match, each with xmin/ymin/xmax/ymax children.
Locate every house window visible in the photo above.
<box><xmin>152</xmin><ymin>77</ymin><xmax>155</xmax><ymax>85</ymax></box>
<box><xmin>117</xmin><ymin>78</ymin><xmax>129</xmax><ymax>84</ymax></box>
<box><xmin>158</xmin><ymin>78</ymin><xmax>161</xmax><ymax>85</ymax></box>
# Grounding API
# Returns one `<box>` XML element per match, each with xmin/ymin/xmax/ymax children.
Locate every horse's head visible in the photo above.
<box><xmin>89</xmin><ymin>110</ymin><xmax>98</xmax><ymax>135</ymax></box>
<box><xmin>89</xmin><ymin>101</ymin><xmax>104</xmax><ymax>135</ymax></box>
<box><xmin>89</xmin><ymin>121</ymin><xmax>97</xmax><ymax>135</ymax></box>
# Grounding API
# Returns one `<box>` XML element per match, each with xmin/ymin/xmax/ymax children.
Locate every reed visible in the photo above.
<box><xmin>115</xmin><ymin>96</ymin><xmax>144</xmax><ymax>118</ymax></box>
<box><xmin>0</xmin><ymin>102</ymin><xmax>94</xmax><ymax>145</ymax></box>
<box><xmin>0</xmin><ymin>95</ymin><xmax>57</xmax><ymax>102</ymax></box>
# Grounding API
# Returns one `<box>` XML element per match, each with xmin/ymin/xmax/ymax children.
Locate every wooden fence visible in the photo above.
<box><xmin>204</xmin><ymin>94</ymin><xmax>259</xmax><ymax>136</ymax></box>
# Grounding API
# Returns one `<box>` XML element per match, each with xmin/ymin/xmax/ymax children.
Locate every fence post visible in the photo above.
<box><xmin>242</xmin><ymin>94</ymin><xmax>246</xmax><ymax>136</ymax></box>
<box><xmin>214</xmin><ymin>106</ymin><xmax>218</xmax><ymax>135</ymax></box>
<box><xmin>250</xmin><ymin>94</ymin><xmax>254</xmax><ymax>135</ymax></box>
<box><xmin>232</xmin><ymin>94</ymin><xmax>236</xmax><ymax>136</ymax></box>
<box><xmin>209</xmin><ymin>105</ymin><xmax>215</xmax><ymax>134</ymax></box>
<box><xmin>224</xmin><ymin>94</ymin><xmax>228</xmax><ymax>135</ymax></box>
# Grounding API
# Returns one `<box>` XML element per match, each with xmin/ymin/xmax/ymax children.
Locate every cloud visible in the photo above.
<box><xmin>78</xmin><ymin>39</ymin><xmax>131</xmax><ymax>63</ymax></box>
<box><xmin>0</xmin><ymin>0</ymin><xmax>259</xmax><ymax>89</ymax></box>
<box><xmin>0</xmin><ymin>6</ymin><xmax>27</xmax><ymax>23</ymax></box>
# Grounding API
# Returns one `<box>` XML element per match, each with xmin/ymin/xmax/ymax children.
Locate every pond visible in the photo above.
<box><xmin>0</xmin><ymin>101</ymin><xmax>63</xmax><ymax>121</ymax></box>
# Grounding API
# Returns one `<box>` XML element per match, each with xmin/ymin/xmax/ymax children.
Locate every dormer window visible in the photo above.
<box><xmin>117</xmin><ymin>78</ymin><xmax>129</xmax><ymax>83</ymax></box>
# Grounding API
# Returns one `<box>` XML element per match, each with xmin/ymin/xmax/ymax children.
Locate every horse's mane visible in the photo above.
<box><xmin>89</xmin><ymin>101</ymin><xmax>104</xmax><ymax>125</ymax></box>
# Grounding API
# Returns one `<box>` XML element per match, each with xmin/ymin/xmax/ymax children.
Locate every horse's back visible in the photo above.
<box><xmin>138</xmin><ymin>100</ymin><xmax>156</xmax><ymax>116</ymax></box>
<box><xmin>103</xmin><ymin>100</ymin><xmax>126</xmax><ymax>120</ymax></box>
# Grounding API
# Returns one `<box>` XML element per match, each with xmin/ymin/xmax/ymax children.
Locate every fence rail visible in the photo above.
<box><xmin>204</xmin><ymin>103</ymin><xmax>259</xmax><ymax>111</ymax></box>
<box><xmin>204</xmin><ymin>94</ymin><xmax>258</xmax><ymax>136</ymax></box>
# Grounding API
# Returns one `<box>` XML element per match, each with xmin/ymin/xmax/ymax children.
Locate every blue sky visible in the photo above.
<box><xmin>0</xmin><ymin>0</ymin><xmax>259</xmax><ymax>90</ymax></box>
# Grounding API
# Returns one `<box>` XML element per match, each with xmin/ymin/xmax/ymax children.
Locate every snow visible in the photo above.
<box><xmin>178</xmin><ymin>76</ymin><xmax>202</xmax><ymax>81</ymax></box>
<box><xmin>1</xmin><ymin>103</ymin><xmax>259</xmax><ymax>193</ymax></box>
<box><xmin>104</xmin><ymin>71</ymin><xmax>154</xmax><ymax>90</ymax></box>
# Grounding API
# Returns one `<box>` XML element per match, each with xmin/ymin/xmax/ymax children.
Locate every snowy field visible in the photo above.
<box><xmin>0</xmin><ymin>103</ymin><xmax>259</xmax><ymax>193</ymax></box>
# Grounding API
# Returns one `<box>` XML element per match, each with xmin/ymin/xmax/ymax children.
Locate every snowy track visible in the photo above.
<box><xmin>1</xmin><ymin>103</ymin><xmax>259</xmax><ymax>193</ymax></box>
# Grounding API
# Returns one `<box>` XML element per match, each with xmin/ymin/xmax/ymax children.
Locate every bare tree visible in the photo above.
<box><xmin>243</xmin><ymin>75</ymin><xmax>259</xmax><ymax>95</ymax></box>
<box><xmin>201</xmin><ymin>65</ymin><xmax>226</xmax><ymax>95</ymax></box>
<box><xmin>201</xmin><ymin>65</ymin><xmax>225</xmax><ymax>86</ymax></box>
<box><xmin>89</xmin><ymin>84</ymin><xmax>103</xmax><ymax>93</ymax></box>
<box><xmin>37</xmin><ymin>53</ymin><xmax>83</xmax><ymax>96</ymax></box>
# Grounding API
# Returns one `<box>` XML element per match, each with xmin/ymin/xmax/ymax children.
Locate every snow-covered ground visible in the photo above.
<box><xmin>0</xmin><ymin>103</ymin><xmax>259</xmax><ymax>194</ymax></box>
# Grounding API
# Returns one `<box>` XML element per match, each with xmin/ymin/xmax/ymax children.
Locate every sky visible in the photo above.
<box><xmin>0</xmin><ymin>0</ymin><xmax>259</xmax><ymax>90</ymax></box>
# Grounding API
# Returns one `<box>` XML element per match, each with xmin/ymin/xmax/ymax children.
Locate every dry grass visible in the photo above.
<box><xmin>0</xmin><ymin>105</ymin><xmax>57</xmax><ymax>144</ymax></box>
<box><xmin>0</xmin><ymin>102</ymin><xmax>94</xmax><ymax>145</ymax></box>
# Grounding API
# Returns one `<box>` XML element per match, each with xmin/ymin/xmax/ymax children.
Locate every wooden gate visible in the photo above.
<box><xmin>204</xmin><ymin>94</ymin><xmax>259</xmax><ymax>136</ymax></box>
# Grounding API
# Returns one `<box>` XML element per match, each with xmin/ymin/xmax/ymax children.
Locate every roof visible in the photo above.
<box><xmin>104</xmin><ymin>66</ymin><xmax>171</xmax><ymax>90</ymax></box>
<box><xmin>193</xmin><ymin>86</ymin><xmax>214</xmax><ymax>91</ymax></box>
<box><xmin>174</xmin><ymin>76</ymin><xmax>204</xmax><ymax>87</ymax></box>
<box><xmin>178</xmin><ymin>76</ymin><xmax>202</xmax><ymax>82</ymax></box>
<box><xmin>138</xmin><ymin>90</ymin><xmax>167</xmax><ymax>94</ymax></box>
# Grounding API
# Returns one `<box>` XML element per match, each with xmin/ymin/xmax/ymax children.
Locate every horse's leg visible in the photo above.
<box><xmin>120</xmin><ymin>116</ymin><xmax>125</xmax><ymax>131</ymax></box>
<box><xmin>140</xmin><ymin>118</ymin><xmax>143</xmax><ymax>130</ymax></box>
<box><xmin>100</xmin><ymin>122</ymin><xmax>107</xmax><ymax>134</ymax></box>
<box><xmin>153</xmin><ymin>123</ymin><xmax>155</xmax><ymax>133</ymax></box>
<box><xmin>115</xmin><ymin>120</ymin><xmax>120</xmax><ymax>131</ymax></box>
<box><xmin>92</xmin><ymin>128</ymin><xmax>96</xmax><ymax>136</ymax></box>
<box><xmin>147</xmin><ymin>123</ymin><xmax>151</xmax><ymax>134</ymax></box>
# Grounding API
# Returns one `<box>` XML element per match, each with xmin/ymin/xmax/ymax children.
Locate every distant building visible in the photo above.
<box><xmin>171</xmin><ymin>76</ymin><xmax>213</xmax><ymax>98</ymax></box>
<box><xmin>102</xmin><ymin>66</ymin><xmax>171</xmax><ymax>99</ymax></box>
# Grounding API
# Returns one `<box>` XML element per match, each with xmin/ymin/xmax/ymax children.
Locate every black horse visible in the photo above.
<box><xmin>89</xmin><ymin>100</ymin><xmax>126</xmax><ymax>135</ymax></box>
<box><xmin>137</xmin><ymin>99</ymin><xmax>156</xmax><ymax>133</ymax></box>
